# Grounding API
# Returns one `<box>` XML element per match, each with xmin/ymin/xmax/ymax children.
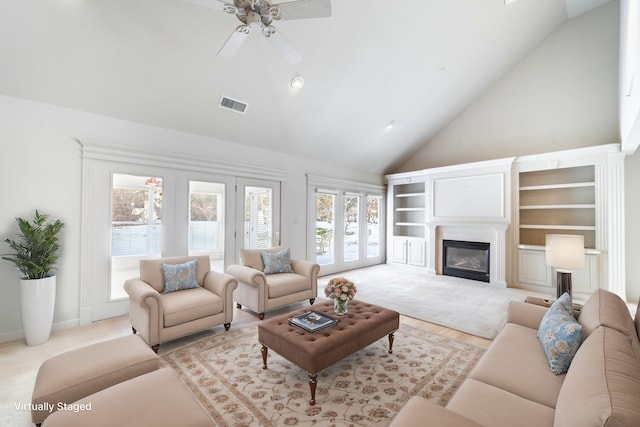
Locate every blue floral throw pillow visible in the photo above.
<box><xmin>161</xmin><ymin>260</ymin><xmax>199</xmax><ymax>293</ymax></box>
<box><xmin>537</xmin><ymin>292</ymin><xmax>585</xmax><ymax>375</ymax></box>
<box><xmin>261</xmin><ymin>248</ymin><xmax>294</xmax><ymax>274</ymax></box>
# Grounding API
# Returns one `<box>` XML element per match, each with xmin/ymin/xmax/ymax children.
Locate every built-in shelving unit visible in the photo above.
<box><xmin>518</xmin><ymin>165</ymin><xmax>596</xmax><ymax>248</ymax></box>
<box><xmin>386</xmin><ymin>180</ymin><xmax>427</xmax><ymax>266</ymax></box>
<box><xmin>393</xmin><ymin>182</ymin><xmax>426</xmax><ymax>238</ymax></box>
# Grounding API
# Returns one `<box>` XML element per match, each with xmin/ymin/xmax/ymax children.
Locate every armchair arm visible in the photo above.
<box><xmin>204</xmin><ymin>270</ymin><xmax>237</xmax><ymax>307</ymax></box>
<box><xmin>389</xmin><ymin>397</ymin><xmax>483</xmax><ymax>427</ymax></box>
<box><xmin>290</xmin><ymin>259</ymin><xmax>320</xmax><ymax>279</ymax></box>
<box><xmin>123</xmin><ymin>278</ymin><xmax>162</xmax><ymax>346</ymax></box>
<box><xmin>225</xmin><ymin>264</ymin><xmax>267</xmax><ymax>287</ymax></box>
<box><xmin>506</xmin><ymin>301</ymin><xmax>548</xmax><ymax>330</ymax></box>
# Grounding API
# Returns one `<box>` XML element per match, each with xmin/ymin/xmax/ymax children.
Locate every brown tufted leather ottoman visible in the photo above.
<box><xmin>258</xmin><ymin>299</ymin><xmax>399</xmax><ymax>405</ymax></box>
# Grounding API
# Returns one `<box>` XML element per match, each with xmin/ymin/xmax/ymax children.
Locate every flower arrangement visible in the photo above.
<box><xmin>325</xmin><ymin>277</ymin><xmax>357</xmax><ymax>302</ymax></box>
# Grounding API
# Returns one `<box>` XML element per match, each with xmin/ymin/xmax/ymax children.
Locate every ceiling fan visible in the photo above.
<box><xmin>182</xmin><ymin>0</ymin><xmax>332</xmax><ymax>64</ymax></box>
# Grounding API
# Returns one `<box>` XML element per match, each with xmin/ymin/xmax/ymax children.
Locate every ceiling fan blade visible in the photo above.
<box><xmin>270</xmin><ymin>0</ymin><xmax>331</xmax><ymax>20</ymax></box>
<box><xmin>265</xmin><ymin>27</ymin><xmax>302</xmax><ymax>64</ymax></box>
<box><xmin>217</xmin><ymin>25</ymin><xmax>251</xmax><ymax>59</ymax></box>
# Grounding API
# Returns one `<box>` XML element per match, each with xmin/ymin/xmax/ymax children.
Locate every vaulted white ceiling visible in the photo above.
<box><xmin>0</xmin><ymin>0</ymin><xmax>610</xmax><ymax>174</ymax></box>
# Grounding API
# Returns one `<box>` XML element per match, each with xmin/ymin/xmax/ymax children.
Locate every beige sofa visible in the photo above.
<box><xmin>389</xmin><ymin>289</ymin><xmax>640</xmax><ymax>427</ymax></box>
<box><xmin>226</xmin><ymin>246</ymin><xmax>320</xmax><ymax>319</ymax></box>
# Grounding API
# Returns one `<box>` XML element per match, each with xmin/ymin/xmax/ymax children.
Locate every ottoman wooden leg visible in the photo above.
<box><xmin>308</xmin><ymin>373</ymin><xmax>318</xmax><ymax>405</ymax></box>
<box><xmin>388</xmin><ymin>332</ymin><xmax>395</xmax><ymax>354</ymax></box>
<box><xmin>261</xmin><ymin>345</ymin><xmax>268</xmax><ymax>369</ymax></box>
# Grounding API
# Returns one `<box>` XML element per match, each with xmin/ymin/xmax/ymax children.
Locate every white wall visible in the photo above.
<box><xmin>397</xmin><ymin>1</ymin><xmax>619</xmax><ymax>171</ymax></box>
<box><xmin>620</xmin><ymin>0</ymin><xmax>640</xmax><ymax>153</ymax></box>
<box><xmin>0</xmin><ymin>94</ymin><xmax>382</xmax><ymax>341</ymax></box>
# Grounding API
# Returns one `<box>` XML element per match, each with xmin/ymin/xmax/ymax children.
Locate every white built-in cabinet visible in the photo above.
<box><xmin>513</xmin><ymin>145</ymin><xmax>626</xmax><ymax>302</ymax></box>
<box><xmin>385</xmin><ymin>144</ymin><xmax>627</xmax><ymax>302</ymax></box>
<box><xmin>387</xmin><ymin>180</ymin><xmax>426</xmax><ymax>266</ymax></box>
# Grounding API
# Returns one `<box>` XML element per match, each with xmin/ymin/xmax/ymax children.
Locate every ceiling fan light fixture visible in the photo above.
<box><xmin>291</xmin><ymin>76</ymin><xmax>305</xmax><ymax>89</ymax></box>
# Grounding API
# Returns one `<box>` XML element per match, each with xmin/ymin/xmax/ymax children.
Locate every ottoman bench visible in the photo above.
<box><xmin>32</xmin><ymin>334</ymin><xmax>159</xmax><ymax>426</ymax></box>
<box><xmin>42</xmin><ymin>368</ymin><xmax>215</xmax><ymax>427</ymax></box>
<box><xmin>258</xmin><ymin>299</ymin><xmax>399</xmax><ymax>405</ymax></box>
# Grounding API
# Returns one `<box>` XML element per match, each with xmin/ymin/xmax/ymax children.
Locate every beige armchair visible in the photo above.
<box><xmin>124</xmin><ymin>255</ymin><xmax>237</xmax><ymax>353</ymax></box>
<box><xmin>226</xmin><ymin>246</ymin><xmax>320</xmax><ymax>319</ymax></box>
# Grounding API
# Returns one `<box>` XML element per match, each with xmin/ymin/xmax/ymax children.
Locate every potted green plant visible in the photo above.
<box><xmin>3</xmin><ymin>210</ymin><xmax>64</xmax><ymax>345</ymax></box>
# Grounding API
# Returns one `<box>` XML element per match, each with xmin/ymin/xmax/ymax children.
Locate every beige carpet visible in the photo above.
<box><xmin>160</xmin><ymin>323</ymin><xmax>484</xmax><ymax>426</ymax></box>
<box><xmin>320</xmin><ymin>264</ymin><xmax>549</xmax><ymax>339</ymax></box>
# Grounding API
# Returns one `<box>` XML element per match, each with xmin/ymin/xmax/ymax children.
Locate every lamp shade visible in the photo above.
<box><xmin>545</xmin><ymin>234</ymin><xmax>585</xmax><ymax>269</ymax></box>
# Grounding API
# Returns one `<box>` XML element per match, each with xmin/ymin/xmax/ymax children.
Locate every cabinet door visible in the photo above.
<box><xmin>391</xmin><ymin>238</ymin><xmax>407</xmax><ymax>264</ymax></box>
<box><xmin>518</xmin><ymin>249</ymin><xmax>552</xmax><ymax>288</ymax></box>
<box><xmin>407</xmin><ymin>238</ymin><xmax>426</xmax><ymax>267</ymax></box>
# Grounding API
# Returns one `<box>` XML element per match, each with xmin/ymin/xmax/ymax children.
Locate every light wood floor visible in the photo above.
<box><xmin>0</xmin><ymin>303</ymin><xmax>490</xmax><ymax>427</ymax></box>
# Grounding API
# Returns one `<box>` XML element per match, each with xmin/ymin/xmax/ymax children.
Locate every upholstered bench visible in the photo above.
<box><xmin>258</xmin><ymin>299</ymin><xmax>399</xmax><ymax>404</ymax></box>
<box><xmin>42</xmin><ymin>368</ymin><xmax>215</xmax><ymax>427</ymax></box>
<box><xmin>32</xmin><ymin>335</ymin><xmax>159</xmax><ymax>426</ymax></box>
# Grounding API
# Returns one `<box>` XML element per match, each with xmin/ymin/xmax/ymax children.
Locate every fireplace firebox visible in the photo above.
<box><xmin>442</xmin><ymin>240</ymin><xmax>490</xmax><ymax>283</ymax></box>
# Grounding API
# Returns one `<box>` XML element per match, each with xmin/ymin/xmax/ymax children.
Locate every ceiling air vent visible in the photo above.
<box><xmin>219</xmin><ymin>96</ymin><xmax>248</xmax><ymax>114</ymax></box>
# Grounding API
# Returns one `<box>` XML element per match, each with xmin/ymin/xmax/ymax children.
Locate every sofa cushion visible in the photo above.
<box><xmin>446</xmin><ymin>378</ymin><xmax>555</xmax><ymax>427</ymax></box>
<box><xmin>579</xmin><ymin>289</ymin><xmax>635</xmax><ymax>338</ymax></box>
<box><xmin>162</xmin><ymin>287</ymin><xmax>224</xmax><ymax>327</ymax></box>
<box><xmin>261</xmin><ymin>248</ymin><xmax>294</xmax><ymax>274</ymax></box>
<box><xmin>266</xmin><ymin>273</ymin><xmax>310</xmax><ymax>299</ymax></box>
<box><xmin>554</xmin><ymin>326</ymin><xmax>640</xmax><ymax>427</ymax></box>
<box><xmin>469</xmin><ymin>323</ymin><xmax>564</xmax><ymax>408</ymax></box>
<box><xmin>537</xmin><ymin>293</ymin><xmax>584</xmax><ymax>375</ymax></box>
<box><xmin>161</xmin><ymin>260</ymin><xmax>199</xmax><ymax>293</ymax></box>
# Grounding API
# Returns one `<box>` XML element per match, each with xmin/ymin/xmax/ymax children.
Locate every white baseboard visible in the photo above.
<box><xmin>0</xmin><ymin>318</ymin><xmax>80</xmax><ymax>344</ymax></box>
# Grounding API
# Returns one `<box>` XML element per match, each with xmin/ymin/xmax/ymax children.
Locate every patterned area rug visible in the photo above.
<box><xmin>160</xmin><ymin>323</ymin><xmax>484</xmax><ymax>426</ymax></box>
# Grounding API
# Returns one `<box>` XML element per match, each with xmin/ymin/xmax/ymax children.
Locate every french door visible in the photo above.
<box><xmin>235</xmin><ymin>178</ymin><xmax>281</xmax><ymax>258</ymax></box>
<box><xmin>312</xmin><ymin>188</ymin><xmax>384</xmax><ymax>275</ymax></box>
<box><xmin>89</xmin><ymin>162</ymin><xmax>236</xmax><ymax>321</ymax></box>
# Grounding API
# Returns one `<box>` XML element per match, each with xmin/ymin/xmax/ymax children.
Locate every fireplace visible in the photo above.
<box><xmin>442</xmin><ymin>240</ymin><xmax>490</xmax><ymax>283</ymax></box>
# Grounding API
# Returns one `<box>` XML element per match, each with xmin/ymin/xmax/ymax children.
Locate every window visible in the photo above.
<box><xmin>111</xmin><ymin>174</ymin><xmax>163</xmax><ymax>299</ymax></box>
<box><xmin>367</xmin><ymin>195</ymin><xmax>381</xmax><ymax>258</ymax></box>
<box><xmin>315</xmin><ymin>192</ymin><xmax>335</xmax><ymax>266</ymax></box>
<box><xmin>344</xmin><ymin>194</ymin><xmax>360</xmax><ymax>262</ymax></box>
<box><xmin>189</xmin><ymin>180</ymin><xmax>225</xmax><ymax>272</ymax></box>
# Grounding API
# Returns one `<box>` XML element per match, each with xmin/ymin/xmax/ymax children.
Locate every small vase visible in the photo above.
<box><xmin>334</xmin><ymin>298</ymin><xmax>348</xmax><ymax>316</ymax></box>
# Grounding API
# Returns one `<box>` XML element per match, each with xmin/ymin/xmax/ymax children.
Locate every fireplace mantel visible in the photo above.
<box><xmin>427</xmin><ymin>222</ymin><xmax>508</xmax><ymax>287</ymax></box>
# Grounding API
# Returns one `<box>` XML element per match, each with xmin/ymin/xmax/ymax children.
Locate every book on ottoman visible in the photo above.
<box><xmin>289</xmin><ymin>311</ymin><xmax>337</xmax><ymax>333</ymax></box>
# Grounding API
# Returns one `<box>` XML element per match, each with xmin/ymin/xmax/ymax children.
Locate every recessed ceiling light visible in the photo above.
<box><xmin>291</xmin><ymin>76</ymin><xmax>304</xmax><ymax>90</ymax></box>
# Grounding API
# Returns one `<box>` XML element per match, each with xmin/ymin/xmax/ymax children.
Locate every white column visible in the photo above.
<box><xmin>606</xmin><ymin>153</ymin><xmax>627</xmax><ymax>300</ymax></box>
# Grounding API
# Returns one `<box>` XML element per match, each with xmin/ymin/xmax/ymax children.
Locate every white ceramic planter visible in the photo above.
<box><xmin>19</xmin><ymin>276</ymin><xmax>56</xmax><ymax>346</ymax></box>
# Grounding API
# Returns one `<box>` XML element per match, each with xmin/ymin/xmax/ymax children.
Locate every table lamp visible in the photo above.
<box><xmin>545</xmin><ymin>234</ymin><xmax>585</xmax><ymax>303</ymax></box>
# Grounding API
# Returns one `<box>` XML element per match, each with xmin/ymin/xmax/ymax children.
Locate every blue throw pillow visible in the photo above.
<box><xmin>537</xmin><ymin>293</ymin><xmax>585</xmax><ymax>375</ymax></box>
<box><xmin>261</xmin><ymin>248</ymin><xmax>294</xmax><ymax>274</ymax></box>
<box><xmin>161</xmin><ymin>260</ymin><xmax>199</xmax><ymax>293</ymax></box>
